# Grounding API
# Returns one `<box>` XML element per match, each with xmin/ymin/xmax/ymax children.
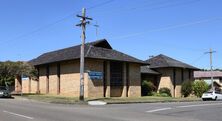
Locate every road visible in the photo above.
<box><xmin>0</xmin><ymin>97</ymin><xmax>221</xmax><ymax>121</ymax></box>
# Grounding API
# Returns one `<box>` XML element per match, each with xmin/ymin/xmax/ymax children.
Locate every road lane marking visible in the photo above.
<box><xmin>3</xmin><ymin>110</ymin><xmax>34</xmax><ymax>120</ymax></box>
<box><xmin>177</xmin><ymin>103</ymin><xmax>222</xmax><ymax>108</ymax></box>
<box><xmin>146</xmin><ymin>107</ymin><xmax>172</xmax><ymax>113</ymax></box>
<box><xmin>146</xmin><ymin>103</ymin><xmax>222</xmax><ymax>113</ymax></box>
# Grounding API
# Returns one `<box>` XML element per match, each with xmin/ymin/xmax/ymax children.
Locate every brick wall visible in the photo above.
<box><xmin>128</xmin><ymin>63</ymin><xmax>141</xmax><ymax>97</ymax></box>
<box><xmin>35</xmin><ymin>59</ymin><xmax>142</xmax><ymax>98</ymax></box>
<box><xmin>49</xmin><ymin>64</ymin><xmax>57</xmax><ymax>94</ymax></box>
<box><xmin>155</xmin><ymin>68</ymin><xmax>195</xmax><ymax>97</ymax></box>
<box><xmin>85</xmin><ymin>59</ymin><xmax>104</xmax><ymax>98</ymax></box>
<box><xmin>22</xmin><ymin>79</ymin><xmax>30</xmax><ymax>93</ymax></box>
<box><xmin>39</xmin><ymin>67</ymin><xmax>47</xmax><ymax>93</ymax></box>
<box><xmin>156</xmin><ymin>68</ymin><xmax>174</xmax><ymax>96</ymax></box>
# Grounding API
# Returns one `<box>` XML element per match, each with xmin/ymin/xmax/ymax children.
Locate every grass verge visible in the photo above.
<box><xmin>17</xmin><ymin>94</ymin><xmax>86</xmax><ymax>104</ymax></box>
<box><xmin>89</xmin><ymin>96</ymin><xmax>201</xmax><ymax>104</ymax></box>
<box><xmin>15</xmin><ymin>94</ymin><xmax>201</xmax><ymax>104</ymax></box>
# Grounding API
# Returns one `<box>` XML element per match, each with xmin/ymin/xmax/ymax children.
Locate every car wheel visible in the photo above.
<box><xmin>214</xmin><ymin>96</ymin><xmax>217</xmax><ymax>101</ymax></box>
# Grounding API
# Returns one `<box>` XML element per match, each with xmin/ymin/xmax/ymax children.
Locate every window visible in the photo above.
<box><xmin>110</xmin><ymin>62</ymin><xmax>123</xmax><ymax>86</ymax></box>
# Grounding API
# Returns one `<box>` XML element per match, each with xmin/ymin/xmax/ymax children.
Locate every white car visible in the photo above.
<box><xmin>202</xmin><ymin>91</ymin><xmax>222</xmax><ymax>101</ymax></box>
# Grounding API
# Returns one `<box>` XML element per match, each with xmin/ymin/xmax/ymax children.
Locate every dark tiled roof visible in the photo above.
<box><xmin>194</xmin><ymin>71</ymin><xmax>222</xmax><ymax>78</ymax></box>
<box><xmin>145</xmin><ymin>54</ymin><xmax>199</xmax><ymax>70</ymax></box>
<box><xmin>29</xmin><ymin>39</ymin><xmax>147</xmax><ymax>66</ymax></box>
<box><xmin>141</xmin><ymin>66</ymin><xmax>160</xmax><ymax>75</ymax></box>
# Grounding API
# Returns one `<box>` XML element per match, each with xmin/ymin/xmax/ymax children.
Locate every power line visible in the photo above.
<box><xmin>191</xmin><ymin>53</ymin><xmax>206</xmax><ymax>65</ymax></box>
<box><xmin>109</xmin><ymin>17</ymin><xmax>222</xmax><ymax>40</ymax></box>
<box><xmin>0</xmin><ymin>0</ymin><xmax>115</xmax><ymax>45</ymax></box>
<box><xmin>94</xmin><ymin>0</ymin><xmax>201</xmax><ymax>15</ymax></box>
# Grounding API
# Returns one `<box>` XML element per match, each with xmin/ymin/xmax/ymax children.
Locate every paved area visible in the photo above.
<box><xmin>0</xmin><ymin>97</ymin><xmax>221</xmax><ymax>121</ymax></box>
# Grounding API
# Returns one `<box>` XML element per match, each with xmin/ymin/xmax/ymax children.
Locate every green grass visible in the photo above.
<box><xmin>92</xmin><ymin>96</ymin><xmax>201</xmax><ymax>104</ymax></box>
<box><xmin>19</xmin><ymin>94</ymin><xmax>85</xmax><ymax>104</ymax></box>
<box><xmin>16</xmin><ymin>94</ymin><xmax>201</xmax><ymax>104</ymax></box>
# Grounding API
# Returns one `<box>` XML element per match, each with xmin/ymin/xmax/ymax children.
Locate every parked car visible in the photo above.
<box><xmin>0</xmin><ymin>86</ymin><xmax>11</xmax><ymax>98</ymax></box>
<box><xmin>202</xmin><ymin>90</ymin><xmax>222</xmax><ymax>101</ymax></box>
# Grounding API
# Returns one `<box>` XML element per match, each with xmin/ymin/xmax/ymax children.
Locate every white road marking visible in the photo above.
<box><xmin>177</xmin><ymin>103</ymin><xmax>222</xmax><ymax>108</ymax></box>
<box><xmin>3</xmin><ymin>110</ymin><xmax>34</xmax><ymax>120</ymax></box>
<box><xmin>146</xmin><ymin>107</ymin><xmax>172</xmax><ymax>113</ymax></box>
<box><xmin>146</xmin><ymin>103</ymin><xmax>222</xmax><ymax>113</ymax></box>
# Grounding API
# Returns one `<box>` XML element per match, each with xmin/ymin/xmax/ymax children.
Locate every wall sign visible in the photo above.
<box><xmin>88</xmin><ymin>71</ymin><xmax>103</xmax><ymax>80</ymax></box>
<box><xmin>22</xmin><ymin>75</ymin><xmax>29</xmax><ymax>81</ymax></box>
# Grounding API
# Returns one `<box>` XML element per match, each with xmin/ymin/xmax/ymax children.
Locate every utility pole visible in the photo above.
<box><xmin>205</xmin><ymin>48</ymin><xmax>216</xmax><ymax>90</ymax></box>
<box><xmin>94</xmin><ymin>21</ymin><xmax>99</xmax><ymax>39</ymax></box>
<box><xmin>76</xmin><ymin>8</ymin><xmax>92</xmax><ymax>101</ymax></box>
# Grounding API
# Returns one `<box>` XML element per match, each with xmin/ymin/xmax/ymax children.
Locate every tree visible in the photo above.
<box><xmin>0</xmin><ymin>61</ymin><xmax>37</xmax><ymax>86</ymax></box>
<box><xmin>193</xmin><ymin>80</ymin><xmax>209</xmax><ymax>97</ymax></box>
<box><xmin>142</xmin><ymin>80</ymin><xmax>156</xmax><ymax>96</ymax></box>
<box><xmin>159</xmin><ymin>87</ymin><xmax>171</xmax><ymax>97</ymax></box>
<box><xmin>181</xmin><ymin>81</ymin><xmax>193</xmax><ymax>97</ymax></box>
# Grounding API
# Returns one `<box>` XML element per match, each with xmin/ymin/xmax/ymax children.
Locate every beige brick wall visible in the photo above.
<box><xmin>22</xmin><ymin>79</ymin><xmax>30</xmax><ymax>93</ymax></box>
<box><xmin>60</xmin><ymin>60</ymin><xmax>80</xmax><ymax>96</ymax></box>
<box><xmin>49</xmin><ymin>64</ymin><xmax>57</xmax><ymax>94</ymax></box>
<box><xmin>128</xmin><ymin>63</ymin><xmax>141</xmax><ymax>97</ymax></box>
<box><xmin>157</xmin><ymin>68</ymin><xmax>174</xmax><ymax>96</ymax></box>
<box><xmin>175</xmin><ymin>68</ymin><xmax>182</xmax><ymax>97</ymax></box>
<box><xmin>85</xmin><ymin>59</ymin><xmax>104</xmax><ymax>98</ymax></box>
<box><xmin>30</xmin><ymin>79</ymin><xmax>38</xmax><ymax>93</ymax></box>
<box><xmin>36</xmin><ymin>59</ymin><xmax>142</xmax><ymax>98</ymax></box>
<box><xmin>22</xmin><ymin>78</ymin><xmax>38</xmax><ymax>94</ymax></box>
<box><xmin>15</xmin><ymin>76</ymin><xmax>22</xmax><ymax>93</ymax></box>
<box><xmin>155</xmin><ymin>68</ymin><xmax>195</xmax><ymax>97</ymax></box>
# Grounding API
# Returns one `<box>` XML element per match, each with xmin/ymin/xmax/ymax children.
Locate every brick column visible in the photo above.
<box><xmin>29</xmin><ymin>77</ymin><xmax>31</xmax><ymax>93</ymax></box>
<box><xmin>105</xmin><ymin>61</ymin><xmax>110</xmax><ymax>97</ymax></box>
<box><xmin>122</xmin><ymin>62</ymin><xmax>127</xmax><ymax>97</ymax></box>
<box><xmin>57</xmin><ymin>63</ymin><xmax>60</xmax><ymax>95</ymax></box>
<box><xmin>37</xmin><ymin>67</ymin><xmax>40</xmax><ymax>94</ymax></box>
<box><xmin>46</xmin><ymin>65</ymin><xmax>49</xmax><ymax>94</ymax></box>
<box><xmin>15</xmin><ymin>75</ymin><xmax>22</xmax><ymax>94</ymax></box>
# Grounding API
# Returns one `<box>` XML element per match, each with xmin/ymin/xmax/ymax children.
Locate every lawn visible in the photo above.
<box><xmin>16</xmin><ymin>94</ymin><xmax>201</xmax><ymax>104</ymax></box>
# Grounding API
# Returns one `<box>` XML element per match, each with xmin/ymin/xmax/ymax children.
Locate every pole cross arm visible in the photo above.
<box><xmin>76</xmin><ymin>15</ymin><xmax>93</xmax><ymax>20</ymax></box>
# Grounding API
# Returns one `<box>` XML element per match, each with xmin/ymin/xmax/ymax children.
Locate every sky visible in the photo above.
<box><xmin>0</xmin><ymin>0</ymin><xmax>222</xmax><ymax>69</ymax></box>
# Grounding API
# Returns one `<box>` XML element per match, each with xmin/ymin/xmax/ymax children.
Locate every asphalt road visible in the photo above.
<box><xmin>0</xmin><ymin>97</ymin><xmax>221</xmax><ymax>121</ymax></box>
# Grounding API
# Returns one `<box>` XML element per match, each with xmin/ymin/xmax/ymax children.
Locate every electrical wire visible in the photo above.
<box><xmin>0</xmin><ymin>0</ymin><xmax>116</xmax><ymax>45</ymax></box>
<box><xmin>109</xmin><ymin>17</ymin><xmax>222</xmax><ymax>40</ymax></box>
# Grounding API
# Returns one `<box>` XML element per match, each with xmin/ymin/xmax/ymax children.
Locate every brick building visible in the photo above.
<box><xmin>17</xmin><ymin>39</ymin><xmax>147</xmax><ymax>98</ymax></box>
<box><xmin>141</xmin><ymin>54</ymin><xmax>199</xmax><ymax>97</ymax></box>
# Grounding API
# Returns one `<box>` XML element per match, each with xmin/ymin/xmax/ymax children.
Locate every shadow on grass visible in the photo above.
<box><xmin>0</xmin><ymin>96</ymin><xmax>15</xmax><ymax>99</ymax></box>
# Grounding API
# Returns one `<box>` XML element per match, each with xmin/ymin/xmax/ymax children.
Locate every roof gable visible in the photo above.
<box><xmin>29</xmin><ymin>39</ymin><xmax>146</xmax><ymax>66</ymax></box>
<box><xmin>146</xmin><ymin>54</ymin><xmax>199</xmax><ymax>70</ymax></box>
<box><xmin>87</xmin><ymin>39</ymin><xmax>112</xmax><ymax>49</ymax></box>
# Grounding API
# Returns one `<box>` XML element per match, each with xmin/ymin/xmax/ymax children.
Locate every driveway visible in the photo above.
<box><xmin>0</xmin><ymin>97</ymin><xmax>221</xmax><ymax>121</ymax></box>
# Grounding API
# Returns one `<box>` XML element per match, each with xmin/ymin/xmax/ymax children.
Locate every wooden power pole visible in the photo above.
<box><xmin>76</xmin><ymin>8</ymin><xmax>92</xmax><ymax>101</ymax></box>
<box><xmin>205</xmin><ymin>48</ymin><xmax>216</xmax><ymax>90</ymax></box>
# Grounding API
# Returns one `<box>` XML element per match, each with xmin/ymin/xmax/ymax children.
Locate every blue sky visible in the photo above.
<box><xmin>0</xmin><ymin>0</ymin><xmax>221</xmax><ymax>69</ymax></box>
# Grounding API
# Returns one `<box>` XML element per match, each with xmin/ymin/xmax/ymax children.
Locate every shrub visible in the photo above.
<box><xmin>193</xmin><ymin>80</ymin><xmax>209</xmax><ymax>97</ymax></box>
<box><xmin>159</xmin><ymin>87</ymin><xmax>171</xmax><ymax>97</ymax></box>
<box><xmin>181</xmin><ymin>81</ymin><xmax>193</xmax><ymax>97</ymax></box>
<box><xmin>142</xmin><ymin>80</ymin><xmax>156</xmax><ymax>96</ymax></box>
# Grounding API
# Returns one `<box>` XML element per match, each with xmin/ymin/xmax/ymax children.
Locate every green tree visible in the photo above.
<box><xmin>0</xmin><ymin>61</ymin><xmax>37</xmax><ymax>86</ymax></box>
<box><xmin>142</xmin><ymin>80</ymin><xmax>156</xmax><ymax>96</ymax></box>
<box><xmin>159</xmin><ymin>87</ymin><xmax>171</xmax><ymax>97</ymax></box>
<box><xmin>193</xmin><ymin>80</ymin><xmax>209</xmax><ymax>97</ymax></box>
<box><xmin>181</xmin><ymin>81</ymin><xmax>193</xmax><ymax>97</ymax></box>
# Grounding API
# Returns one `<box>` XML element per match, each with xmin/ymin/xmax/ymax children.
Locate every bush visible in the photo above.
<box><xmin>181</xmin><ymin>81</ymin><xmax>193</xmax><ymax>97</ymax></box>
<box><xmin>193</xmin><ymin>80</ymin><xmax>209</xmax><ymax>97</ymax></box>
<box><xmin>142</xmin><ymin>80</ymin><xmax>156</xmax><ymax>96</ymax></box>
<box><xmin>159</xmin><ymin>87</ymin><xmax>171</xmax><ymax>97</ymax></box>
